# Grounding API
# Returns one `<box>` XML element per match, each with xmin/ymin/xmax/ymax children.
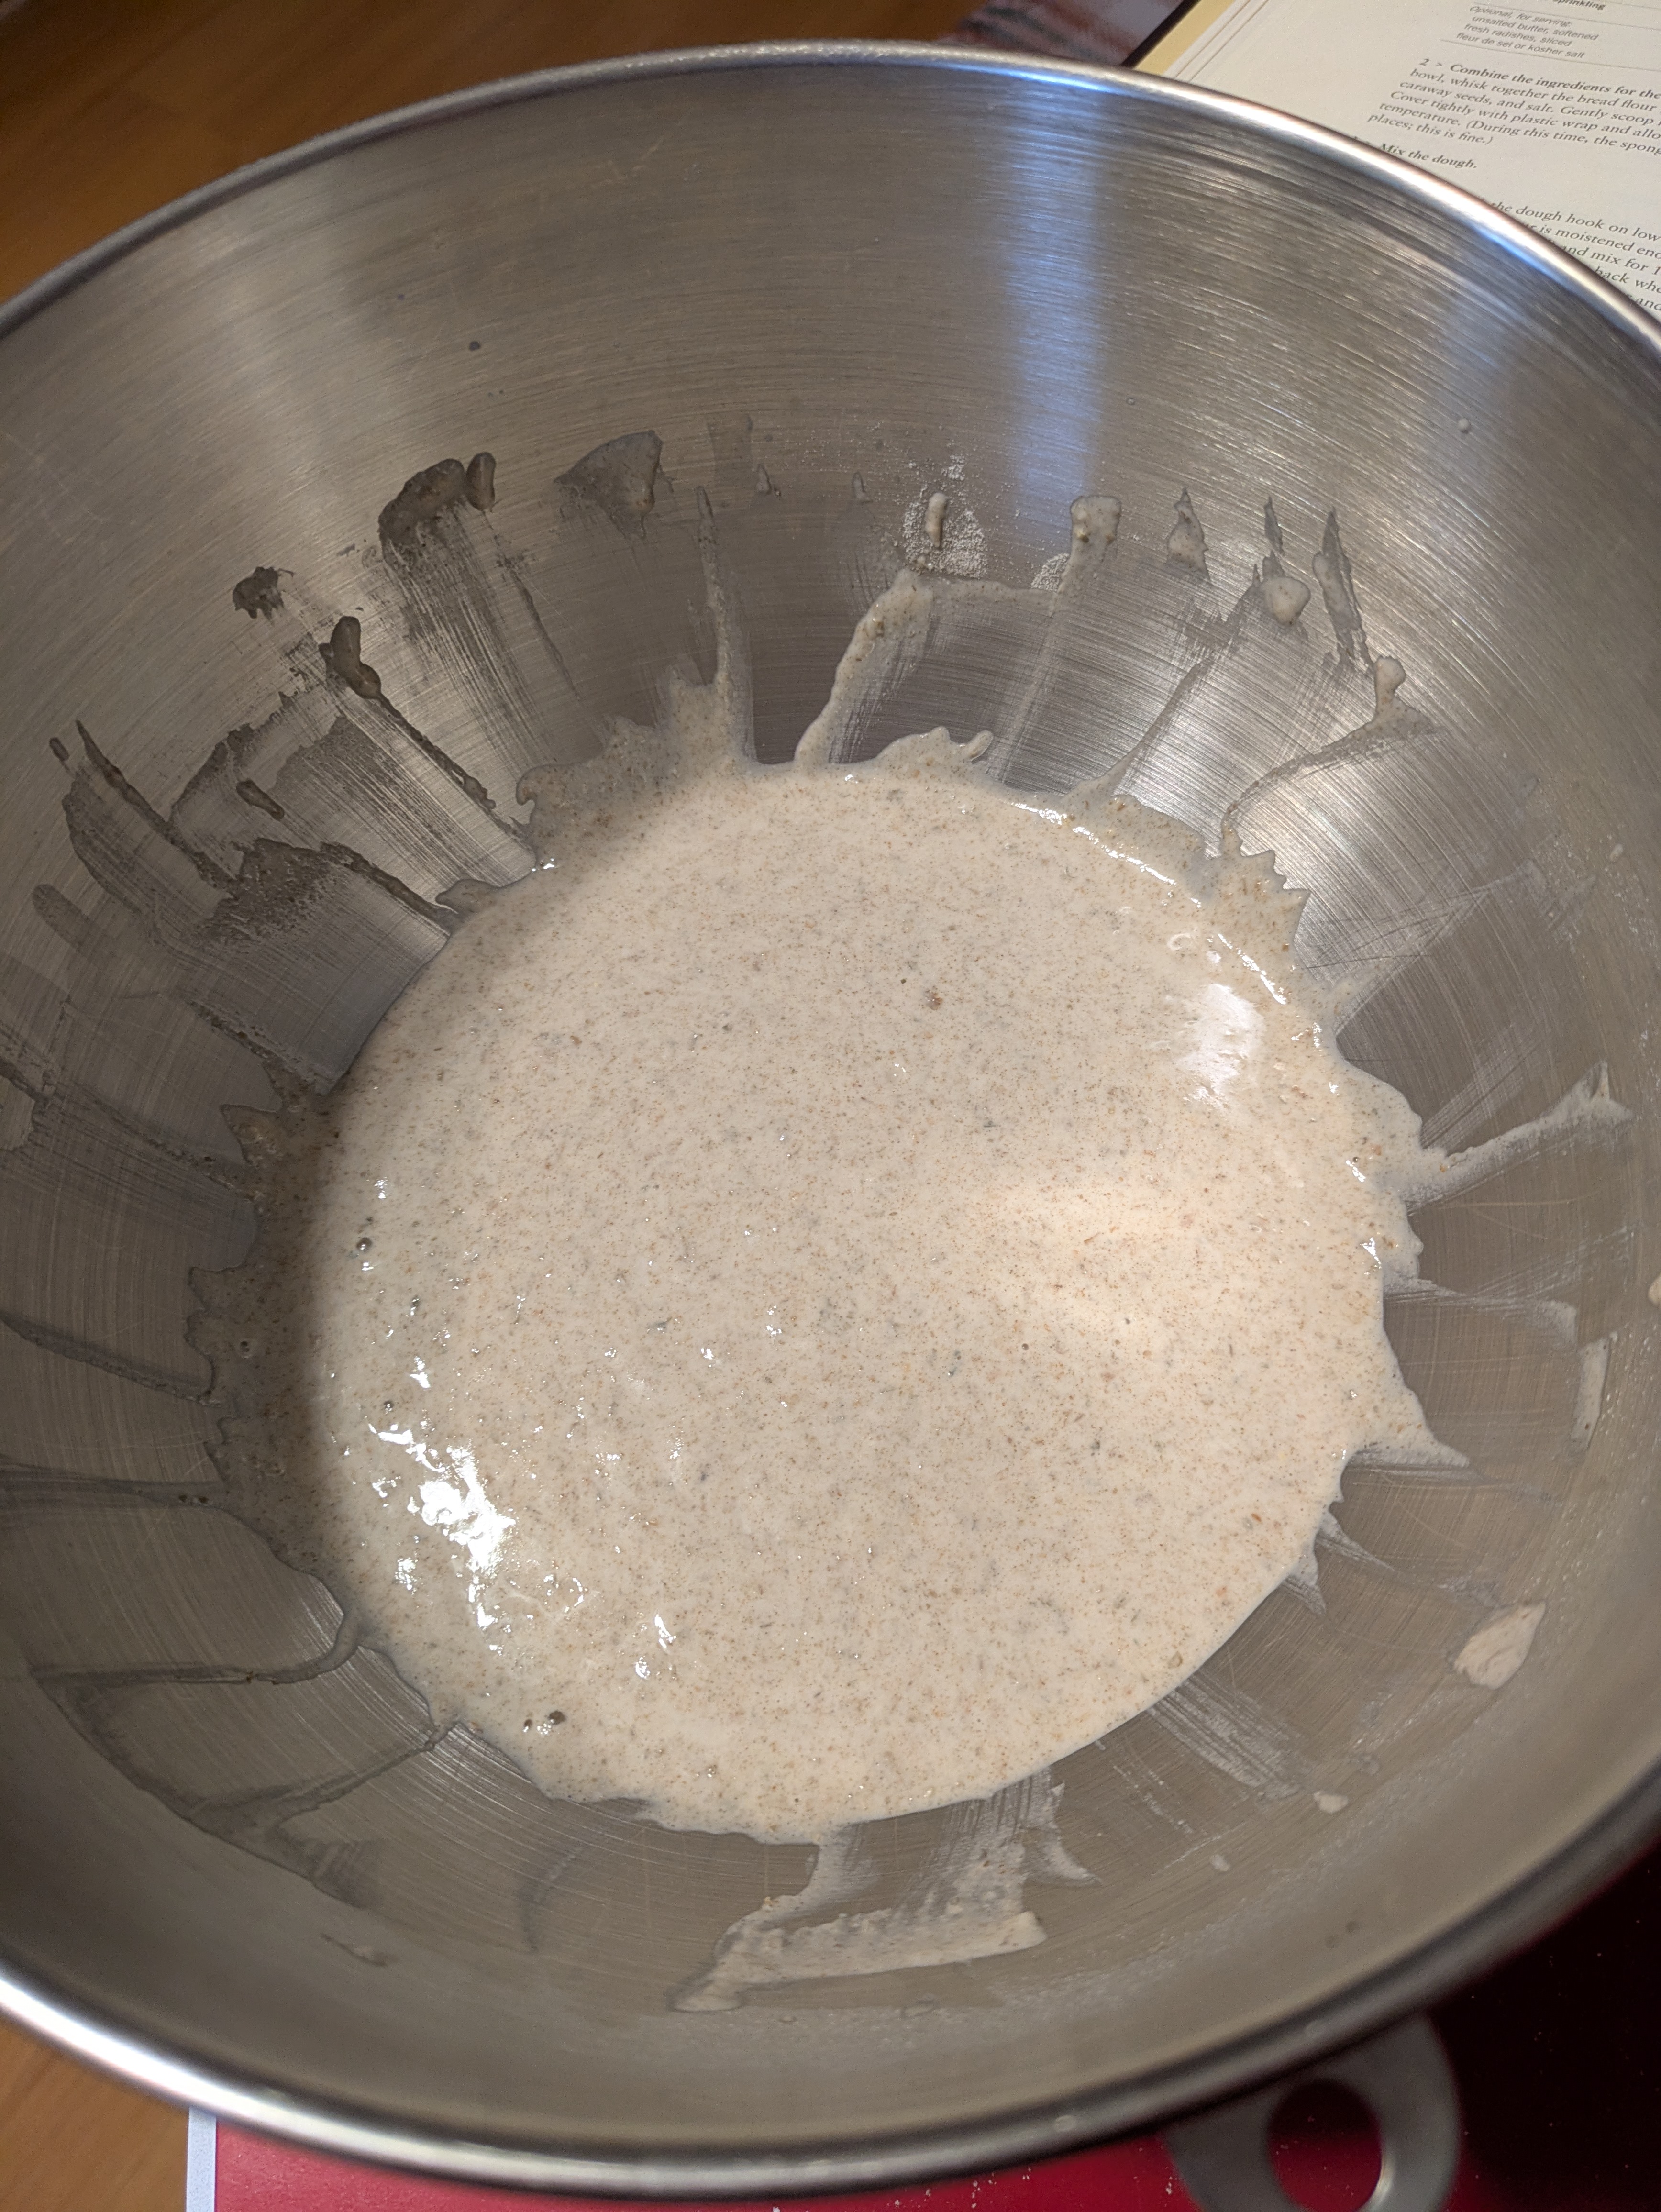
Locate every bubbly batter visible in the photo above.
<box><xmin>267</xmin><ymin>712</ymin><xmax>1436</xmax><ymax>1840</ymax></box>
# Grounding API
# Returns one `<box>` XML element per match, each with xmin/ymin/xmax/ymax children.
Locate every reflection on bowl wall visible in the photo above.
<box><xmin>0</xmin><ymin>44</ymin><xmax>1659</xmax><ymax>2199</ymax></box>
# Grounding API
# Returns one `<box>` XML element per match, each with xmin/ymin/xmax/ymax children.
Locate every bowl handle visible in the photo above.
<box><xmin>1162</xmin><ymin>2013</ymin><xmax>1462</xmax><ymax>2212</ymax></box>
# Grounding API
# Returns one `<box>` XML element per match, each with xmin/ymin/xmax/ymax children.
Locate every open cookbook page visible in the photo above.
<box><xmin>1140</xmin><ymin>0</ymin><xmax>1661</xmax><ymax>314</ymax></box>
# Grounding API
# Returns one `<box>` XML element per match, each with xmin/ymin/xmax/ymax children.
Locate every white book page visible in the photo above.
<box><xmin>1159</xmin><ymin>0</ymin><xmax>1661</xmax><ymax>314</ymax></box>
<box><xmin>185</xmin><ymin>2110</ymin><xmax>217</xmax><ymax>2210</ymax></box>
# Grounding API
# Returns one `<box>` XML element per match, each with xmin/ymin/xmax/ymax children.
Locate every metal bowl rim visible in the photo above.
<box><xmin>4</xmin><ymin>37</ymin><xmax>1661</xmax><ymax>359</ymax></box>
<box><xmin>3</xmin><ymin>38</ymin><xmax>1659</xmax><ymax>2191</ymax></box>
<box><xmin>4</xmin><ymin>1762</ymin><xmax>1657</xmax><ymax>2192</ymax></box>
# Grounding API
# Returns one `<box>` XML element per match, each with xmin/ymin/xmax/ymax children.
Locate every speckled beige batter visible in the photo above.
<box><xmin>277</xmin><ymin>715</ymin><xmax>1436</xmax><ymax>1840</ymax></box>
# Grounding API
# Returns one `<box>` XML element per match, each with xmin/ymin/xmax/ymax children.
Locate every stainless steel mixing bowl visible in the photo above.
<box><xmin>2</xmin><ymin>42</ymin><xmax>1660</xmax><ymax>2197</ymax></box>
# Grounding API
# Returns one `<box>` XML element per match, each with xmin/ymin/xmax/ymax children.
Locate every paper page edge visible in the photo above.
<box><xmin>1136</xmin><ymin>0</ymin><xmax>1252</xmax><ymax>73</ymax></box>
<box><xmin>185</xmin><ymin>2108</ymin><xmax>217</xmax><ymax>2212</ymax></box>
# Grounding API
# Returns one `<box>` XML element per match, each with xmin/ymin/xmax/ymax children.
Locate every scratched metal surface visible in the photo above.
<box><xmin>0</xmin><ymin>44</ymin><xmax>1659</xmax><ymax>2197</ymax></box>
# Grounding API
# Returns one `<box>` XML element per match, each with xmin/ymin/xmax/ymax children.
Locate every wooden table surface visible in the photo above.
<box><xmin>0</xmin><ymin>0</ymin><xmax>965</xmax><ymax>305</ymax></box>
<box><xmin>0</xmin><ymin>3</ymin><xmax>961</xmax><ymax>2201</ymax></box>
